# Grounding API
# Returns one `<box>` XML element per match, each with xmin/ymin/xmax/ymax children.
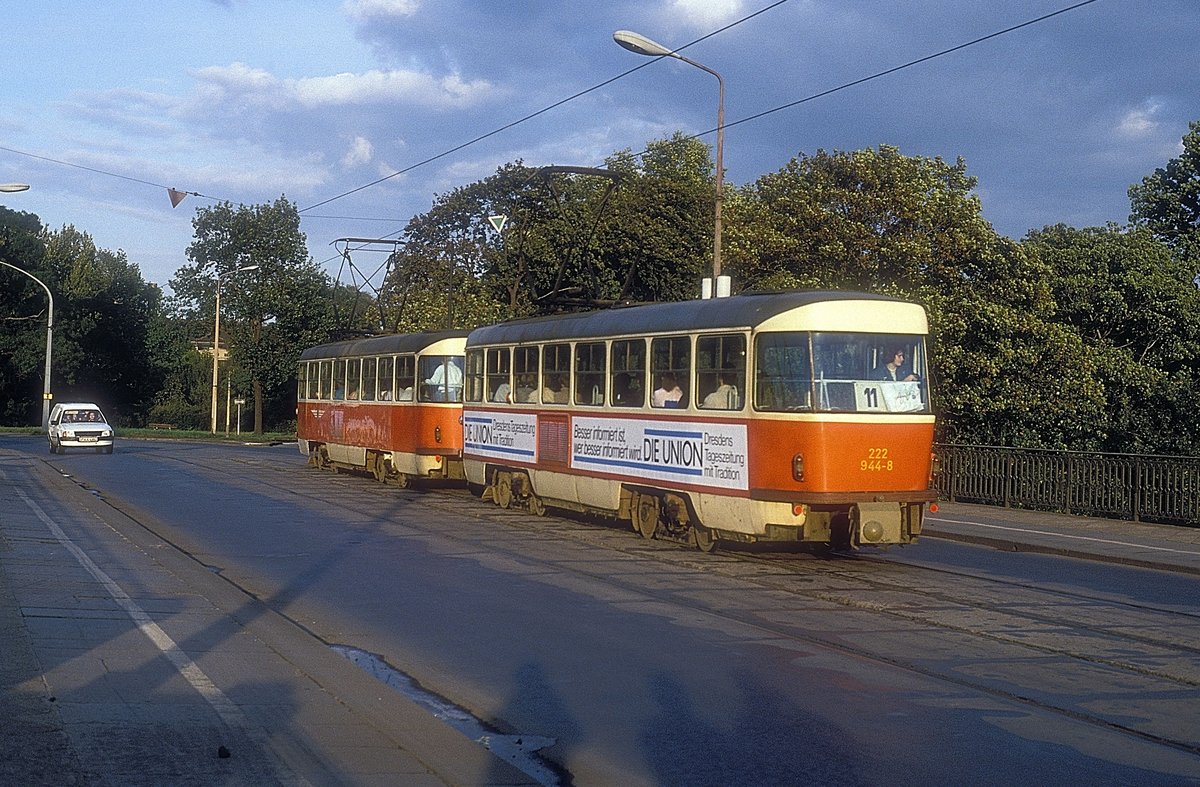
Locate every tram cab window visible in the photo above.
<box><xmin>395</xmin><ymin>354</ymin><xmax>415</xmax><ymax>401</ymax></box>
<box><xmin>487</xmin><ymin>348</ymin><xmax>512</xmax><ymax>403</ymax></box>
<box><xmin>319</xmin><ymin>360</ymin><xmax>333</xmax><ymax>400</ymax></box>
<box><xmin>697</xmin><ymin>334</ymin><xmax>745</xmax><ymax>410</ymax></box>
<box><xmin>361</xmin><ymin>357</ymin><xmax>377</xmax><ymax>401</ymax></box>
<box><xmin>298</xmin><ymin>363</ymin><xmax>309</xmax><ymax>401</ymax></box>
<box><xmin>650</xmin><ymin>336</ymin><xmax>689</xmax><ymax>409</ymax></box>
<box><xmin>575</xmin><ymin>342</ymin><xmax>606</xmax><ymax>406</ymax></box>
<box><xmin>610</xmin><ymin>340</ymin><xmax>645</xmax><ymax>407</ymax></box>
<box><xmin>333</xmin><ymin>359</ymin><xmax>347</xmax><ymax>400</ymax></box>
<box><xmin>543</xmin><ymin>344</ymin><xmax>571</xmax><ymax>404</ymax></box>
<box><xmin>514</xmin><ymin>347</ymin><xmax>539</xmax><ymax>404</ymax></box>
<box><xmin>378</xmin><ymin>356</ymin><xmax>395</xmax><ymax>401</ymax></box>
<box><xmin>419</xmin><ymin>355</ymin><xmax>464</xmax><ymax>402</ymax></box>
<box><xmin>755</xmin><ymin>333</ymin><xmax>929</xmax><ymax>413</ymax></box>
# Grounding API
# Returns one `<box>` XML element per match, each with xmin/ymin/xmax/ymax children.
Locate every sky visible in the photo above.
<box><xmin>1</xmin><ymin>0</ymin><xmax>1196</xmax><ymax>295</ymax></box>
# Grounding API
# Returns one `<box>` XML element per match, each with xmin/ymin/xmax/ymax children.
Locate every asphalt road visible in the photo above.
<box><xmin>4</xmin><ymin>434</ymin><xmax>1199</xmax><ymax>785</ymax></box>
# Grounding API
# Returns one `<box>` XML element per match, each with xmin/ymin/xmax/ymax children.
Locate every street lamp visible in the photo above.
<box><xmin>614</xmin><ymin>29</ymin><xmax>725</xmax><ymax>283</ymax></box>
<box><xmin>210</xmin><ymin>265</ymin><xmax>259</xmax><ymax>434</ymax></box>
<box><xmin>0</xmin><ymin>261</ymin><xmax>53</xmax><ymax>430</ymax></box>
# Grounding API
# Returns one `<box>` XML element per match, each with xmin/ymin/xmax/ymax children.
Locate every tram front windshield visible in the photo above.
<box><xmin>755</xmin><ymin>332</ymin><xmax>930</xmax><ymax>414</ymax></box>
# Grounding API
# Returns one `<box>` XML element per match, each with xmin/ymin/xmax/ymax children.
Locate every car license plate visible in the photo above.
<box><xmin>79</xmin><ymin>436</ymin><xmax>98</xmax><ymax>442</ymax></box>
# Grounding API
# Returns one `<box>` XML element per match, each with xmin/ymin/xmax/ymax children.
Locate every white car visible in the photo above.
<box><xmin>48</xmin><ymin>402</ymin><xmax>115</xmax><ymax>454</ymax></box>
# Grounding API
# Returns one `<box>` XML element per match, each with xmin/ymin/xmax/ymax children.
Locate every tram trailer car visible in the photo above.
<box><xmin>461</xmin><ymin>290</ymin><xmax>935</xmax><ymax>550</ymax></box>
<box><xmin>297</xmin><ymin>331</ymin><xmax>469</xmax><ymax>486</ymax></box>
<box><xmin>296</xmin><ymin>291</ymin><xmax>936</xmax><ymax>550</ymax></box>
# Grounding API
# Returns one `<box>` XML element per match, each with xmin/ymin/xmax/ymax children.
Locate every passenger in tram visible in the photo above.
<box><xmin>652</xmin><ymin>372</ymin><xmax>684</xmax><ymax>408</ymax></box>
<box><xmin>516</xmin><ymin>374</ymin><xmax>538</xmax><ymax>403</ymax></box>
<box><xmin>613</xmin><ymin>372</ymin><xmax>642</xmax><ymax>407</ymax></box>
<box><xmin>425</xmin><ymin>359</ymin><xmax>464</xmax><ymax>401</ymax></box>
<box><xmin>492</xmin><ymin>380</ymin><xmax>512</xmax><ymax>403</ymax></box>
<box><xmin>873</xmin><ymin>347</ymin><xmax>919</xmax><ymax>382</ymax></box>
<box><xmin>701</xmin><ymin>371</ymin><xmax>738</xmax><ymax>409</ymax></box>
<box><xmin>542</xmin><ymin>374</ymin><xmax>566</xmax><ymax>404</ymax></box>
<box><xmin>397</xmin><ymin>386</ymin><xmax>414</xmax><ymax>401</ymax></box>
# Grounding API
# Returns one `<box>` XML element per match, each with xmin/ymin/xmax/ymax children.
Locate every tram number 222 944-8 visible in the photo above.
<box><xmin>862</xmin><ymin>448</ymin><xmax>894</xmax><ymax>472</ymax></box>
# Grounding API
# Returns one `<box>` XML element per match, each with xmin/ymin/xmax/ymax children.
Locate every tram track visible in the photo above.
<box><xmin>79</xmin><ymin>446</ymin><xmax>1200</xmax><ymax>758</ymax></box>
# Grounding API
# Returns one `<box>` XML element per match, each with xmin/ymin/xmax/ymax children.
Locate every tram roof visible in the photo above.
<box><xmin>467</xmin><ymin>290</ymin><xmax>908</xmax><ymax>346</ymax></box>
<box><xmin>299</xmin><ymin>329</ymin><xmax>469</xmax><ymax>361</ymax></box>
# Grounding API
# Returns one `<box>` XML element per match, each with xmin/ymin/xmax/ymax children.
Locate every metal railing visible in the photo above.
<box><xmin>934</xmin><ymin>444</ymin><xmax>1200</xmax><ymax>526</ymax></box>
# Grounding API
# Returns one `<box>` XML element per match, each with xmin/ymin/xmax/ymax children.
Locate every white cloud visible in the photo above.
<box><xmin>342</xmin><ymin>136</ymin><xmax>374</xmax><ymax>168</ymax></box>
<box><xmin>1116</xmin><ymin>100</ymin><xmax>1163</xmax><ymax>140</ymax></box>
<box><xmin>667</xmin><ymin>0</ymin><xmax>745</xmax><ymax>29</ymax></box>
<box><xmin>342</xmin><ymin>0</ymin><xmax>420</xmax><ymax>21</ymax></box>
<box><xmin>192</xmin><ymin>63</ymin><xmax>495</xmax><ymax>110</ymax></box>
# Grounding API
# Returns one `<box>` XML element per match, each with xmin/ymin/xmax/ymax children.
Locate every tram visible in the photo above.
<box><xmin>296</xmin><ymin>330</ymin><xmax>469</xmax><ymax>486</ymax></box>
<box><xmin>461</xmin><ymin>290</ymin><xmax>935</xmax><ymax>549</ymax></box>
<box><xmin>295</xmin><ymin>290</ymin><xmax>936</xmax><ymax>550</ymax></box>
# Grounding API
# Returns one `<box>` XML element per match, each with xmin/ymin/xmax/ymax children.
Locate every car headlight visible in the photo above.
<box><xmin>101</xmin><ymin>430</ymin><xmax>112</xmax><ymax>437</ymax></box>
<box><xmin>62</xmin><ymin>430</ymin><xmax>75</xmax><ymax>438</ymax></box>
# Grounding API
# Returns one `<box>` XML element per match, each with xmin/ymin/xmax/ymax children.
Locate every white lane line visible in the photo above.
<box><xmin>16</xmin><ymin>488</ymin><xmax>250</xmax><ymax>727</ymax></box>
<box><xmin>929</xmin><ymin>516</ymin><xmax>1200</xmax><ymax>556</ymax></box>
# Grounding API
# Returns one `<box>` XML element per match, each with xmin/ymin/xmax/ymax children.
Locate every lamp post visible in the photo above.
<box><xmin>0</xmin><ymin>261</ymin><xmax>53</xmax><ymax>430</ymax></box>
<box><xmin>614</xmin><ymin>29</ymin><xmax>725</xmax><ymax>281</ymax></box>
<box><xmin>210</xmin><ymin>265</ymin><xmax>259</xmax><ymax>434</ymax></box>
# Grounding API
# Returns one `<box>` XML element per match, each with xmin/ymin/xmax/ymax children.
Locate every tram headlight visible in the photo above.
<box><xmin>861</xmin><ymin>519</ymin><xmax>885</xmax><ymax>543</ymax></box>
<box><xmin>791</xmin><ymin>452</ymin><xmax>805</xmax><ymax>482</ymax></box>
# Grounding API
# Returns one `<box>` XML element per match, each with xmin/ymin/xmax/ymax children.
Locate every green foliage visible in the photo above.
<box><xmin>172</xmin><ymin>196</ymin><xmax>335</xmax><ymax>432</ymax></box>
<box><xmin>1129</xmin><ymin>120</ymin><xmax>1200</xmax><ymax>261</ymax></box>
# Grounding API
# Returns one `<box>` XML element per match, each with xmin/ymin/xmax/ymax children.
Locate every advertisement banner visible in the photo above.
<box><xmin>570</xmin><ymin>416</ymin><xmax>748</xmax><ymax>491</ymax></box>
<box><xmin>463</xmin><ymin>411</ymin><xmax>538</xmax><ymax>461</ymax></box>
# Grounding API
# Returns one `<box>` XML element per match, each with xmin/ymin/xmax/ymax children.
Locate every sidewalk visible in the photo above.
<box><xmin>924</xmin><ymin>500</ymin><xmax>1200</xmax><ymax>575</ymax></box>
<box><xmin>0</xmin><ymin>450</ymin><xmax>535</xmax><ymax>786</ymax></box>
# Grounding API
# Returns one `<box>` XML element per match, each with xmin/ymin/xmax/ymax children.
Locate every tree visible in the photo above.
<box><xmin>1129</xmin><ymin>120</ymin><xmax>1200</xmax><ymax>262</ymax></box>
<box><xmin>172</xmin><ymin>197</ymin><xmax>334</xmax><ymax>433</ymax></box>
<box><xmin>1025</xmin><ymin>223</ymin><xmax>1200</xmax><ymax>453</ymax></box>
<box><xmin>725</xmin><ymin>145</ymin><xmax>1106</xmax><ymax>448</ymax></box>
<box><xmin>0</xmin><ymin>206</ymin><xmax>49</xmax><ymax>425</ymax></box>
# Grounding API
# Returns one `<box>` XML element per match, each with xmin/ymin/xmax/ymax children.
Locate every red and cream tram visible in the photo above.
<box><xmin>296</xmin><ymin>291</ymin><xmax>936</xmax><ymax>550</ymax></box>
<box><xmin>463</xmin><ymin>290</ymin><xmax>935</xmax><ymax>549</ymax></box>
<box><xmin>296</xmin><ymin>331</ymin><xmax>469</xmax><ymax>486</ymax></box>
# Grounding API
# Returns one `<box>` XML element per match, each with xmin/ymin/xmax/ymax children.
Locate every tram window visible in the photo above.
<box><xmin>361</xmin><ymin>357</ymin><xmax>377</xmax><ymax>401</ymax></box>
<box><xmin>419</xmin><ymin>355</ymin><xmax>464</xmax><ymax>402</ymax></box>
<box><xmin>333</xmin><ymin>359</ymin><xmax>347</xmax><ymax>400</ymax></box>
<box><xmin>346</xmin><ymin>358</ymin><xmax>362</xmax><ymax>400</ymax></box>
<box><xmin>306</xmin><ymin>361</ymin><xmax>318</xmax><ymax>400</ymax></box>
<box><xmin>297</xmin><ymin>363</ymin><xmax>307</xmax><ymax>401</ymax></box>
<box><xmin>396</xmin><ymin>354</ymin><xmax>415</xmax><ymax>401</ymax></box>
<box><xmin>319</xmin><ymin>360</ymin><xmax>333</xmax><ymax>400</ymax></box>
<box><xmin>610</xmin><ymin>340</ymin><xmax>645</xmax><ymax>407</ymax></box>
<box><xmin>487</xmin><ymin>348</ymin><xmax>512</xmax><ymax>403</ymax></box>
<box><xmin>378</xmin><ymin>356</ymin><xmax>395</xmax><ymax>401</ymax></box>
<box><xmin>464</xmin><ymin>350</ymin><xmax>485</xmax><ymax>403</ymax></box>
<box><xmin>575</xmin><ymin>342</ymin><xmax>606</xmax><ymax>406</ymax></box>
<box><xmin>650</xmin><ymin>336</ymin><xmax>689</xmax><ymax>409</ymax></box>
<box><xmin>755</xmin><ymin>333</ymin><xmax>812</xmax><ymax>412</ymax></box>
<box><xmin>514</xmin><ymin>347</ymin><xmax>539</xmax><ymax>404</ymax></box>
<box><xmin>542</xmin><ymin>343</ymin><xmax>570</xmax><ymax>404</ymax></box>
<box><xmin>696</xmin><ymin>334</ymin><xmax>746</xmax><ymax>410</ymax></box>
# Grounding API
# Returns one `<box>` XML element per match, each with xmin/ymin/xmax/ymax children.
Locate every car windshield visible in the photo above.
<box><xmin>755</xmin><ymin>332</ymin><xmax>931</xmax><ymax>414</ymax></box>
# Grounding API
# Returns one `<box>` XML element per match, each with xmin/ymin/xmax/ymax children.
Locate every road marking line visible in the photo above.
<box><xmin>15</xmin><ymin>488</ymin><xmax>251</xmax><ymax>727</ymax></box>
<box><xmin>929</xmin><ymin>516</ymin><xmax>1200</xmax><ymax>556</ymax></box>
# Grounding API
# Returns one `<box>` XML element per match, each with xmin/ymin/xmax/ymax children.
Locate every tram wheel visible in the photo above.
<box><xmin>495</xmin><ymin>472</ymin><xmax>513</xmax><ymax>509</ymax></box>
<box><xmin>371</xmin><ymin>454</ymin><xmax>388</xmax><ymax>483</ymax></box>
<box><xmin>528</xmin><ymin>494</ymin><xmax>546</xmax><ymax>517</ymax></box>
<box><xmin>389</xmin><ymin>472</ymin><xmax>410</xmax><ymax>489</ymax></box>
<box><xmin>690</xmin><ymin>524</ymin><xmax>718</xmax><ymax>553</ymax></box>
<box><xmin>633</xmin><ymin>494</ymin><xmax>659</xmax><ymax>539</ymax></box>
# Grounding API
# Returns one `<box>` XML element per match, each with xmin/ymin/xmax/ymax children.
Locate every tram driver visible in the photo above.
<box><xmin>873</xmin><ymin>347</ymin><xmax>919</xmax><ymax>382</ymax></box>
<box><xmin>424</xmin><ymin>358</ymin><xmax>464</xmax><ymax>401</ymax></box>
